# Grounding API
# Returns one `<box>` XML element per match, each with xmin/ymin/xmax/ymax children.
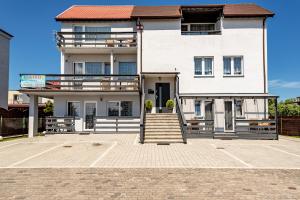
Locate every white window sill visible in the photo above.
<box><xmin>194</xmin><ymin>75</ymin><xmax>214</xmax><ymax>78</ymax></box>
<box><xmin>223</xmin><ymin>75</ymin><xmax>244</xmax><ymax>77</ymax></box>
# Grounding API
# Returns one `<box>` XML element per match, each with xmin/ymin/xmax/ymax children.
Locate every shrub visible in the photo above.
<box><xmin>166</xmin><ymin>99</ymin><xmax>175</xmax><ymax>110</ymax></box>
<box><xmin>145</xmin><ymin>100</ymin><xmax>153</xmax><ymax>111</ymax></box>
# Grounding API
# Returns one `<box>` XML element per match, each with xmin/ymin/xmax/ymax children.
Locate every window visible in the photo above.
<box><xmin>121</xmin><ymin>101</ymin><xmax>133</xmax><ymax>116</ymax></box>
<box><xmin>104</xmin><ymin>63</ymin><xmax>111</xmax><ymax>75</ymax></box>
<box><xmin>194</xmin><ymin>57</ymin><xmax>213</xmax><ymax>76</ymax></box>
<box><xmin>119</xmin><ymin>62</ymin><xmax>137</xmax><ymax>75</ymax></box>
<box><xmin>223</xmin><ymin>56</ymin><xmax>243</xmax><ymax>76</ymax></box>
<box><xmin>107</xmin><ymin>101</ymin><xmax>133</xmax><ymax>116</ymax></box>
<box><xmin>67</xmin><ymin>102</ymin><xmax>80</xmax><ymax>117</ymax></box>
<box><xmin>195</xmin><ymin>100</ymin><xmax>202</xmax><ymax>117</ymax></box>
<box><xmin>85</xmin><ymin>26</ymin><xmax>111</xmax><ymax>40</ymax></box>
<box><xmin>85</xmin><ymin>62</ymin><xmax>102</xmax><ymax>75</ymax></box>
<box><xmin>235</xmin><ymin>100</ymin><xmax>244</xmax><ymax>118</ymax></box>
<box><xmin>190</xmin><ymin>24</ymin><xmax>215</xmax><ymax>32</ymax></box>
<box><xmin>108</xmin><ymin>102</ymin><xmax>120</xmax><ymax>116</ymax></box>
<box><xmin>181</xmin><ymin>24</ymin><xmax>188</xmax><ymax>31</ymax></box>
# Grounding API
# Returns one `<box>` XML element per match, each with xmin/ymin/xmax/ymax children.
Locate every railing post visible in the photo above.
<box><xmin>116</xmin><ymin>118</ymin><xmax>118</xmax><ymax>133</ymax></box>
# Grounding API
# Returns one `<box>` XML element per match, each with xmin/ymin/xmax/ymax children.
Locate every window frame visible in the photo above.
<box><xmin>67</xmin><ymin>101</ymin><xmax>81</xmax><ymax>117</ymax></box>
<box><xmin>223</xmin><ymin>56</ymin><xmax>244</xmax><ymax>77</ymax></box>
<box><xmin>107</xmin><ymin>101</ymin><xmax>133</xmax><ymax>117</ymax></box>
<box><xmin>181</xmin><ymin>23</ymin><xmax>216</xmax><ymax>32</ymax></box>
<box><xmin>73</xmin><ymin>62</ymin><xmax>110</xmax><ymax>76</ymax></box>
<box><xmin>194</xmin><ymin>56</ymin><xmax>214</xmax><ymax>77</ymax></box>
<box><xmin>194</xmin><ymin>100</ymin><xmax>203</xmax><ymax>118</ymax></box>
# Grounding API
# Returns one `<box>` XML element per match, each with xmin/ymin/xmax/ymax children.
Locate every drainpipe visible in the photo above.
<box><xmin>263</xmin><ymin>17</ymin><xmax>267</xmax><ymax>119</ymax></box>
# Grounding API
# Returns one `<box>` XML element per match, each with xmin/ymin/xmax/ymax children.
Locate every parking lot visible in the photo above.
<box><xmin>1</xmin><ymin>134</ymin><xmax>300</xmax><ymax>168</ymax></box>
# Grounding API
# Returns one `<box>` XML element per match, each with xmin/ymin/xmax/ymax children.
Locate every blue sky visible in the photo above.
<box><xmin>0</xmin><ymin>0</ymin><xmax>299</xmax><ymax>100</ymax></box>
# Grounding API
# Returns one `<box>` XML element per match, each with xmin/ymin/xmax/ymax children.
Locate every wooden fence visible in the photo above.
<box><xmin>278</xmin><ymin>117</ymin><xmax>300</xmax><ymax>136</ymax></box>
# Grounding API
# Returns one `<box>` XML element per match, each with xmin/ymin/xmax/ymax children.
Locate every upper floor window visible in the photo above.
<box><xmin>194</xmin><ymin>57</ymin><xmax>213</xmax><ymax>76</ymax></box>
<box><xmin>223</xmin><ymin>56</ymin><xmax>243</xmax><ymax>76</ymax></box>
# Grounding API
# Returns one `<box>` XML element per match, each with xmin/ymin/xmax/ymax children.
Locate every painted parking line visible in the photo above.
<box><xmin>211</xmin><ymin>144</ymin><xmax>253</xmax><ymax>168</ymax></box>
<box><xmin>265</xmin><ymin>145</ymin><xmax>300</xmax><ymax>158</ymax></box>
<box><xmin>8</xmin><ymin>143</ymin><xmax>64</xmax><ymax>167</ymax></box>
<box><xmin>0</xmin><ymin>143</ymin><xmax>20</xmax><ymax>150</ymax></box>
<box><xmin>90</xmin><ymin>141</ymin><xmax>117</xmax><ymax>167</ymax></box>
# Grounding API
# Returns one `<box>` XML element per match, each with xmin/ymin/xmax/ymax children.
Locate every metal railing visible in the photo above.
<box><xmin>45</xmin><ymin>116</ymin><xmax>75</xmax><ymax>133</ymax></box>
<box><xmin>56</xmin><ymin>31</ymin><xmax>137</xmax><ymax>48</ymax></box>
<box><xmin>20</xmin><ymin>74</ymin><xmax>140</xmax><ymax>92</ymax></box>
<box><xmin>139</xmin><ymin>76</ymin><xmax>145</xmax><ymax>143</ymax></box>
<box><xmin>235</xmin><ymin>119</ymin><xmax>277</xmax><ymax>135</ymax></box>
<box><xmin>175</xmin><ymin>93</ymin><xmax>187</xmax><ymax>143</ymax></box>
<box><xmin>94</xmin><ymin>116</ymin><xmax>140</xmax><ymax>133</ymax></box>
<box><xmin>186</xmin><ymin>119</ymin><xmax>214</xmax><ymax>134</ymax></box>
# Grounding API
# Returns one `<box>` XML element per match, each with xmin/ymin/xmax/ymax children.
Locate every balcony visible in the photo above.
<box><xmin>20</xmin><ymin>74</ymin><xmax>140</xmax><ymax>95</ymax></box>
<box><xmin>55</xmin><ymin>31</ymin><xmax>137</xmax><ymax>54</ymax></box>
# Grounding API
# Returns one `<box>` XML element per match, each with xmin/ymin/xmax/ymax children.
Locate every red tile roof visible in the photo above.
<box><xmin>56</xmin><ymin>5</ymin><xmax>134</xmax><ymax>21</ymax></box>
<box><xmin>55</xmin><ymin>4</ymin><xmax>274</xmax><ymax>21</ymax></box>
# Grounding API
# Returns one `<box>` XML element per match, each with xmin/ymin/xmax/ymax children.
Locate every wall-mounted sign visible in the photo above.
<box><xmin>20</xmin><ymin>75</ymin><xmax>46</xmax><ymax>88</ymax></box>
<box><xmin>148</xmin><ymin>89</ymin><xmax>154</xmax><ymax>94</ymax></box>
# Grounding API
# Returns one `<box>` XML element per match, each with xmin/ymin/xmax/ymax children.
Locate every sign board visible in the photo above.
<box><xmin>20</xmin><ymin>75</ymin><xmax>46</xmax><ymax>88</ymax></box>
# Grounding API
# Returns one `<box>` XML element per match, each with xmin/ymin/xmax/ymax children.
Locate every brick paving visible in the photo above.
<box><xmin>0</xmin><ymin>168</ymin><xmax>299</xmax><ymax>200</ymax></box>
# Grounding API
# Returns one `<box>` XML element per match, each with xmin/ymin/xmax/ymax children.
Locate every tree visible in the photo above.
<box><xmin>43</xmin><ymin>100</ymin><xmax>53</xmax><ymax>115</ymax></box>
<box><xmin>268</xmin><ymin>98</ymin><xmax>300</xmax><ymax>117</ymax></box>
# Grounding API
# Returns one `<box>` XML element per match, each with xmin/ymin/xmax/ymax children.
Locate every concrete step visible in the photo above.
<box><xmin>145</xmin><ymin>129</ymin><xmax>181</xmax><ymax>133</ymax></box>
<box><xmin>144</xmin><ymin>138</ymin><xmax>183</xmax><ymax>144</ymax></box>
<box><xmin>145</xmin><ymin>125</ymin><xmax>181</xmax><ymax>129</ymax></box>
<box><xmin>145</xmin><ymin>132</ymin><xmax>182</xmax><ymax>136</ymax></box>
<box><xmin>145</xmin><ymin>135</ymin><xmax>183</xmax><ymax>139</ymax></box>
<box><xmin>145</xmin><ymin>122</ymin><xmax>180</xmax><ymax>126</ymax></box>
<box><xmin>146</xmin><ymin>117</ymin><xmax>179</xmax><ymax>121</ymax></box>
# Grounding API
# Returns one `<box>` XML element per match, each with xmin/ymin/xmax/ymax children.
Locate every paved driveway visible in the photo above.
<box><xmin>0</xmin><ymin>134</ymin><xmax>300</xmax><ymax>169</ymax></box>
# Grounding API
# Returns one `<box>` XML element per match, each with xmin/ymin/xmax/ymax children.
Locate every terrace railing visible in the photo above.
<box><xmin>94</xmin><ymin>116</ymin><xmax>140</xmax><ymax>133</ymax></box>
<box><xmin>20</xmin><ymin>74</ymin><xmax>140</xmax><ymax>92</ymax></box>
<box><xmin>56</xmin><ymin>31</ymin><xmax>137</xmax><ymax>48</ymax></box>
<box><xmin>45</xmin><ymin>116</ymin><xmax>75</xmax><ymax>134</ymax></box>
<box><xmin>186</xmin><ymin>119</ymin><xmax>214</xmax><ymax>134</ymax></box>
<box><xmin>235</xmin><ymin>119</ymin><xmax>277</xmax><ymax>135</ymax></box>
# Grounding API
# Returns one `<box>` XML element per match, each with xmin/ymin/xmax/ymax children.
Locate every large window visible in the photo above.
<box><xmin>195</xmin><ymin>100</ymin><xmax>202</xmax><ymax>117</ymax></box>
<box><xmin>223</xmin><ymin>56</ymin><xmax>243</xmax><ymax>76</ymax></box>
<box><xmin>73</xmin><ymin>62</ymin><xmax>111</xmax><ymax>76</ymax></box>
<box><xmin>85</xmin><ymin>26</ymin><xmax>111</xmax><ymax>40</ymax></box>
<box><xmin>194</xmin><ymin>57</ymin><xmax>213</xmax><ymax>76</ymax></box>
<box><xmin>119</xmin><ymin>62</ymin><xmax>137</xmax><ymax>75</ymax></box>
<box><xmin>85</xmin><ymin>62</ymin><xmax>102</xmax><ymax>75</ymax></box>
<box><xmin>108</xmin><ymin>101</ymin><xmax>133</xmax><ymax>117</ymax></box>
<box><xmin>67</xmin><ymin>102</ymin><xmax>80</xmax><ymax>117</ymax></box>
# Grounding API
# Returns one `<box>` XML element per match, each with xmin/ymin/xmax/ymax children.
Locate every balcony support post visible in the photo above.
<box><xmin>110</xmin><ymin>51</ymin><xmax>114</xmax><ymax>74</ymax></box>
<box><xmin>28</xmin><ymin>95</ymin><xmax>38</xmax><ymax>138</ymax></box>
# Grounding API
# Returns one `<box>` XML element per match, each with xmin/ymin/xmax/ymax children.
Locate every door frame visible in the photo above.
<box><xmin>83</xmin><ymin>101</ymin><xmax>97</xmax><ymax>131</ymax></box>
<box><xmin>224</xmin><ymin>99</ymin><xmax>235</xmax><ymax>133</ymax></box>
<box><xmin>155</xmin><ymin>82</ymin><xmax>170</xmax><ymax>113</ymax></box>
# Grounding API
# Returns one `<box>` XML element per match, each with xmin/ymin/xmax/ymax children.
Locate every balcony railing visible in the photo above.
<box><xmin>20</xmin><ymin>74</ymin><xmax>140</xmax><ymax>92</ymax></box>
<box><xmin>56</xmin><ymin>32</ymin><xmax>137</xmax><ymax>48</ymax></box>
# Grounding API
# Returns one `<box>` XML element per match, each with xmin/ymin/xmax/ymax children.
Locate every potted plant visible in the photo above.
<box><xmin>166</xmin><ymin>99</ymin><xmax>175</xmax><ymax>113</ymax></box>
<box><xmin>145</xmin><ymin>100</ymin><xmax>153</xmax><ymax>113</ymax></box>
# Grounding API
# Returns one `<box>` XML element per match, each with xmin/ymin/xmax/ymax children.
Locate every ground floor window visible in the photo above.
<box><xmin>195</xmin><ymin>100</ymin><xmax>202</xmax><ymax>117</ymax></box>
<box><xmin>67</xmin><ymin>102</ymin><xmax>80</xmax><ymax>117</ymax></box>
<box><xmin>235</xmin><ymin>100</ymin><xmax>244</xmax><ymax>118</ymax></box>
<box><xmin>108</xmin><ymin>101</ymin><xmax>133</xmax><ymax>116</ymax></box>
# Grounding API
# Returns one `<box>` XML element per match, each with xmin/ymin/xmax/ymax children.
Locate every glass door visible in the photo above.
<box><xmin>224</xmin><ymin>101</ymin><xmax>233</xmax><ymax>131</ymax></box>
<box><xmin>73</xmin><ymin>62</ymin><xmax>84</xmax><ymax>89</ymax></box>
<box><xmin>84</xmin><ymin>102</ymin><xmax>97</xmax><ymax>130</ymax></box>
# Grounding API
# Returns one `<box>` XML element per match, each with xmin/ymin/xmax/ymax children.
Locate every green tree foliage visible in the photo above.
<box><xmin>269</xmin><ymin>98</ymin><xmax>300</xmax><ymax>117</ymax></box>
<box><xmin>43</xmin><ymin>100</ymin><xmax>53</xmax><ymax>115</ymax></box>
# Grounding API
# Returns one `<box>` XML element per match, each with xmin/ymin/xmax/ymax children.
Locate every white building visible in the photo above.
<box><xmin>0</xmin><ymin>29</ymin><xmax>13</xmax><ymax>110</ymax></box>
<box><xmin>8</xmin><ymin>90</ymin><xmax>52</xmax><ymax>105</ymax></box>
<box><xmin>20</xmin><ymin>4</ymin><xmax>279</xmax><ymax>142</ymax></box>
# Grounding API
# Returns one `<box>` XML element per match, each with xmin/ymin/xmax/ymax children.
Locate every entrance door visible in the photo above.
<box><xmin>155</xmin><ymin>83</ymin><xmax>170</xmax><ymax>113</ymax></box>
<box><xmin>224</xmin><ymin>101</ymin><xmax>233</xmax><ymax>131</ymax></box>
<box><xmin>84</xmin><ymin>102</ymin><xmax>97</xmax><ymax>130</ymax></box>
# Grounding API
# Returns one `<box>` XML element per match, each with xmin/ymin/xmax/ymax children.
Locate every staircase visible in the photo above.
<box><xmin>144</xmin><ymin>113</ymin><xmax>184</xmax><ymax>144</ymax></box>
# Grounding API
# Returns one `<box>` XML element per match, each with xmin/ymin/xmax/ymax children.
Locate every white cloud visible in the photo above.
<box><xmin>269</xmin><ymin>80</ymin><xmax>300</xmax><ymax>89</ymax></box>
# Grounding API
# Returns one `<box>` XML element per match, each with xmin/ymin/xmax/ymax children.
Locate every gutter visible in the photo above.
<box><xmin>263</xmin><ymin>17</ymin><xmax>266</xmax><ymax>94</ymax></box>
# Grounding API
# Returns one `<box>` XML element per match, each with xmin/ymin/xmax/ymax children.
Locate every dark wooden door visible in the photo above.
<box><xmin>155</xmin><ymin>83</ymin><xmax>170</xmax><ymax>113</ymax></box>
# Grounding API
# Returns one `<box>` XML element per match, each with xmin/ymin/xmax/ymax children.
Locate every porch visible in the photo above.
<box><xmin>180</xmin><ymin>94</ymin><xmax>279</xmax><ymax>140</ymax></box>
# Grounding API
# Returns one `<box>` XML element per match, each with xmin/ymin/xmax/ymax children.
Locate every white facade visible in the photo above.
<box><xmin>0</xmin><ymin>29</ymin><xmax>12</xmax><ymax>110</ymax></box>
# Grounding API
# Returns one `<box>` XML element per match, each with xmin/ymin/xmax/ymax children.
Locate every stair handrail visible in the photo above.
<box><xmin>139</xmin><ymin>76</ymin><xmax>145</xmax><ymax>143</ymax></box>
<box><xmin>175</xmin><ymin>93</ymin><xmax>187</xmax><ymax>144</ymax></box>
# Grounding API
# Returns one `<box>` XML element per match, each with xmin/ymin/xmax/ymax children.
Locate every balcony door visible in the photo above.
<box><xmin>84</xmin><ymin>101</ymin><xmax>97</xmax><ymax>130</ymax></box>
